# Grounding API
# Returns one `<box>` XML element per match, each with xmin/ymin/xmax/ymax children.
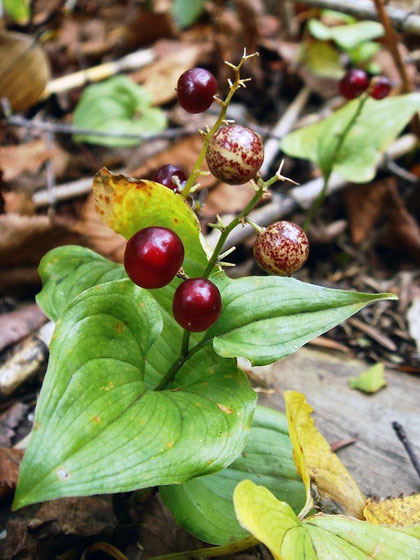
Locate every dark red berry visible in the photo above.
<box><xmin>124</xmin><ymin>227</ymin><xmax>184</xmax><ymax>289</ymax></box>
<box><xmin>253</xmin><ymin>221</ymin><xmax>309</xmax><ymax>276</ymax></box>
<box><xmin>369</xmin><ymin>76</ymin><xmax>391</xmax><ymax>100</ymax></box>
<box><xmin>172</xmin><ymin>278</ymin><xmax>222</xmax><ymax>332</ymax></box>
<box><xmin>339</xmin><ymin>69</ymin><xmax>369</xmax><ymax>100</ymax></box>
<box><xmin>177</xmin><ymin>68</ymin><xmax>217</xmax><ymax>114</ymax></box>
<box><xmin>153</xmin><ymin>164</ymin><xmax>187</xmax><ymax>192</ymax></box>
<box><xmin>206</xmin><ymin>125</ymin><xmax>264</xmax><ymax>184</ymax></box>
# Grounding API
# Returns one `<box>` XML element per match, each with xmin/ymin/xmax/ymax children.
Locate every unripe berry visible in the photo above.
<box><xmin>172</xmin><ymin>278</ymin><xmax>222</xmax><ymax>332</ymax></box>
<box><xmin>153</xmin><ymin>164</ymin><xmax>187</xmax><ymax>192</ymax></box>
<box><xmin>339</xmin><ymin>69</ymin><xmax>369</xmax><ymax>100</ymax></box>
<box><xmin>206</xmin><ymin>125</ymin><xmax>264</xmax><ymax>184</ymax></box>
<box><xmin>253</xmin><ymin>221</ymin><xmax>309</xmax><ymax>276</ymax></box>
<box><xmin>369</xmin><ymin>76</ymin><xmax>391</xmax><ymax>100</ymax></box>
<box><xmin>124</xmin><ymin>227</ymin><xmax>184</xmax><ymax>289</ymax></box>
<box><xmin>177</xmin><ymin>68</ymin><xmax>217</xmax><ymax>114</ymax></box>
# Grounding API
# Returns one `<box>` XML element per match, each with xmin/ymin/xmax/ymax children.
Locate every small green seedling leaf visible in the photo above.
<box><xmin>73</xmin><ymin>76</ymin><xmax>166</xmax><ymax>147</ymax></box>
<box><xmin>233</xmin><ymin>480</ymin><xmax>420</xmax><ymax>560</ymax></box>
<box><xmin>205</xmin><ymin>276</ymin><xmax>397</xmax><ymax>366</ymax></box>
<box><xmin>160</xmin><ymin>406</ymin><xmax>305</xmax><ymax>545</ymax></box>
<box><xmin>172</xmin><ymin>0</ymin><xmax>205</xmax><ymax>29</ymax></box>
<box><xmin>308</xmin><ymin>19</ymin><xmax>384</xmax><ymax>50</ymax></box>
<box><xmin>14</xmin><ymin>279</ymin><xmax>256</xmax><ymax>509</ymax></box>
<box><xmin>281</xmin><ymin>94</ymin><xmax>420</xmax><ymax>183</ymax></box>
<box><xmin>3</xmin><ymin>0</ymin><xmax>31</xmax><ymax>24</ymax></box>
<box><xmin>93</xmin><ymin>168</ymin><xmax>209</xmax><ymax>277</ymax></box>
<box><xmin>350</xmin><ymin>362</ymin><xmax>387</xmax><ymax>393</ymax></box>
<box><xmin>301</xmin><ymin>40</ymin><xmax>343</xmax><ymax>79</ymax></box>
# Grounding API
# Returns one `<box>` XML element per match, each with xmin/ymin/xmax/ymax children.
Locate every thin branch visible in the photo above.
<box><xmin>392</xmin><ymin>421</ymin><xmax>420</xmax><ymax>481</ymax></box>
<box><xmin>294</xmin><ymin>0</ymin><xmax>420</xmax><ymax>36</ymax></box>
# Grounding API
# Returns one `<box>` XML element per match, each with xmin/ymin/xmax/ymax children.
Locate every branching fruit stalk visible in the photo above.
<box><xmin>181</xmin><ymin>49</ymin><xmax>258</xmax><ymax>199</ymax></box>
<box><xmin>304</xmin><ymin>93</ymin><xmax>369</xmax><ymax>231</ymax></box>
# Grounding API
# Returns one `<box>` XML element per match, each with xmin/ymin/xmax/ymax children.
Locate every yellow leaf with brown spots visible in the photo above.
<box><xmin>364</xmin><ymin>495</ymin><xmax>420</xmax><ymax>526</ymax></box>
<box><xmin>284</xmin><ymin>390</ymin><xmax>366</xmax><ymax>519</ymax></box>
<box><xmin>93</xmin><ymin>167</ymin><xmax>208</xmax><ymax>276</ymax></box>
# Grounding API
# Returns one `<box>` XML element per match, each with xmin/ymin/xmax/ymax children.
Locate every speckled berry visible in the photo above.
<box><xmin>124</xmin><ymin>227</ymin><xmax>184</xmax><ymax>289</ymax></box>
<box><xmin>253</xmin><ymin>221</ymin><xmax>309</xmax><ymax>276</ymax></box>
<box><xmin>153</xmin><ymin>164</ymin><xmax>187</xmax><ymax>192</ymax></box>
<box><xmin>172</xmin><ymin>278</ymin><xmax>222</xmax><ymax>332</ymax></box>
<box><xmin>339</xmin><ymin>69</ymin><xmax>369</xmax><ymax>99</ymax></box>
<box><xmin>369</xmin><ymin>76</ymin><xmax>391</xmax><ymax>100</ymax></box>
<box><xmin>206</xmin><ymin>125</ymin><xmax>264</xmax><ymax>184</ymax></box>
<box><xmin>177</xmin><ymin>68</ymin><xmax>217</xmax><ymax>114</ymax></box>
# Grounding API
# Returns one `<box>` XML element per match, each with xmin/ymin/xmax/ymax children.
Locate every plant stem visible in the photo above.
<box><xmin>304</xmin><ymin>94</ymin><xmax>368</xmax><ymax>231</ymax></box>
<box><xmin>182</xmin><ymin>53</ymin><xmax>256</xmax><ymax>199</ymax></box>
<box><xmin>202</xmin><ymin>184</ymin><xmax>265</xmax><ymax>278</ymax></box>
<box><xmin>149</xmin><ymin>536</ymin><xmax>259</xmax><ymax>560</ymax></box>
<box><xmin>154</xmin><ymin>338</ymin><xmax>209</xmax><ymax>391</ymax></box>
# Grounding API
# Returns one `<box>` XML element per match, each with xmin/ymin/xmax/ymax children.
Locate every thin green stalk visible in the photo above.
<box><xmin>304</xmin><ymin>94</ymin><xmax>368</xmax><ymax>231</ymax></box>
<box><xmin>149</xmin><ymin>535</ymin><xmax>259</xmax><ymax>560</ymax></box>
<box><xmin>202</xmin><ymin>185</ymin><xmax>265</xmax><ymax>278</ymax></box>
<box><xmin>154</xmin><ymin>338</ymin><xmax>210</xmax><ymax>391</ymax></box>
<box><xmin>182</xmin><ymin>54</ymin><xmax>256</xmax><ymax>199</ymax></box>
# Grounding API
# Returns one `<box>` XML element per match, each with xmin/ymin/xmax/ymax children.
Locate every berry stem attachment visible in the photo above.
<box><xmin>304</xmin><ymin>93</ymin><xmax>368</xmax><ymax>231</ymax></box>
<box><xmin>181</xmin><ymin>50</ymin><xmax>259</xmax><ymax>200</ymax></box>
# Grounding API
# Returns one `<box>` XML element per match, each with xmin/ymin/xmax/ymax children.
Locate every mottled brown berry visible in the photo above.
<box><xmin>253</xmin><ymin>221</ymin><xmax>309</xmax><ymax>276</ymax></box>
<box><xmin>206</xmin><ymin>125</ymin><xmax>264</xmax><ymax>184</ymax></box>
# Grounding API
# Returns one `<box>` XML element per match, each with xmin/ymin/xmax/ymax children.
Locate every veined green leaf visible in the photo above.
<box><xmin>160</xmin><ymin>406</ymin><xmax>305</xmax><ymax>545</ymax></box>
<box><xmin>308</xmin><ymin>19</ymin><xmax>384</xmax><ymax>50</ymax></box>
<box><xmin>205</xmin><ymin>276</ymin><xmax>397</xmax><ymax>366</ymax></box>
<box><xmin>73</xmin><ymin>76</ymin><xmax>166</xmax><ymax>147</ymax></box>
<box><xmin>281</xmin><ymin>94</ymin><xmax>420</xmax><ymax>183</ymax></box>
<box><xmin>14</xmin><ymin>279</ymin><xmax>256</xmax><ymax>509</ymax></box>
<box><xmin>233</xmin><ymin>481</ymin><xmax>420</xmax><ymax>560</ymax></box>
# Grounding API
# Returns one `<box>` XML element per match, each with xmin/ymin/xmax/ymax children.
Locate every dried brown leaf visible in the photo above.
<box><xmin>0</xmin><ymin>448</ymin><xmax>24</xmax><ymax>489</ymax></box>
<box><xmin>0</xmin><ymin>304</ymin><xmax>47</xmax><ymax>353</ymax></box>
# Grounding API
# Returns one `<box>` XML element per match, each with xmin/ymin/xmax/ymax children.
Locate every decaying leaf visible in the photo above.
<box><xmin>0</xmin><ymin>448</ymin><xmax>24</xmax><ymax>489</ymax></box>
<box><xmin>350</xmin><ymin>363</ymin><xmax>387</xmax><ymax>393</ymax></box>
<box><xmin>284</xmin><ymin>390</ymin><xmax>366</xmax><ymax>519</ymax></box>
<box><xmin>364</xmin><ymin>495</ymin><xmax>420</xmax><ymax>526</ymax></box>
<box><xmin>0</xmin><ymin>140</ymin><xmax>60</xmax><ymax>182</ymax></box>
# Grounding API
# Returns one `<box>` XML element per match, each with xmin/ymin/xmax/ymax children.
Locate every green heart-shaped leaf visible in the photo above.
<box><xmin>14</xmin><ymin>279</ymin><xmax>256</xmax><ymax>509</ymax></box>
<box><xmin>160</xmin><ymin>406</ymin><xmax>305</xmax><ymax>545</ymax></box>
<box><xmin>281</xmin><ymin>94</ymin><xmax>420</xmax><ymax>183</ymax></box>
<box><xmin>205</xmin><ymin>276</ymin><xmax>397</xmax><ymax>366</ymax></box>
<box><xmin>234</xmin><ymin>481</ymin><xmax>420</xmax><ymax>560</ymax></box>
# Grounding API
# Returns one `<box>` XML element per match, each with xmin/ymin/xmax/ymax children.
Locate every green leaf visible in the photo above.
<box><xmin>14</xmin><ymin>279</ymin><xmax>256</xmax><ymax>509</ymax></box>
<box><xmin>73</xmin><ymin>76</ymin><xmax>166</xmax><ymax>147</ymax></box>
<box><xmin>160</xmin><ymin>406</ymin><xmax>305</xmax><ymax>545</ymax></box>
<box><xmin>204</xmin><ymin>276</ymin><xmax>397</xmax><ymax>366</ymax></box>
<box><xmin>301</xmin><ymin>41</ymin><xmax>343</xmax><ymax>79</ymax></box>
<box><xmin>308</xmin><ymin>19</ymin><xmax>384</xmax><ymax>50</ymax></box>
<box><xmin>93</xmin><ymin>168</ymin><xmax>208</xmax><ymax>278</ymax></box>
<box><xmin>281</xmin><ymin>94</ymin><xmax>420</xmax><ymax>183</ymax></box>
<box><xmin>348</xmin><ymin>41</ymin><xmax>382</xmax><ymax>66</ymax></box>
<box><xmin>233</xmin><ymin>481</ymin><xmax>420</xmax><ymax>560</ymax></box>
<box><xmin>3</xmin><ymin>0</ymin><xmax>30</xmax><ymax>24</ymax></box>
<box><xmin>350</xmin><ymin>362</ymin><xmax>386</xmax><ymax>393</ymax></box>
<box><xmin>36</xmin><ymin>245</ymin><xmax>125</xmax><ymax>321</ymax></box>
<box><xmin>172</xmin><ymin>0</ymin><xmax>205</xmax><ymax>29</ymax></box>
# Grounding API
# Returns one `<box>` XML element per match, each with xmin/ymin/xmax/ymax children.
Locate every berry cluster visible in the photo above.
<box><xmin>339</xmin><ymin>69</ymin><xmax>391</xmax><ymax>100</ymax></box>
<box><xmin>124</xmin><ymin>63</ymin><xmax>309</xmax><ymax>335</ymax></box>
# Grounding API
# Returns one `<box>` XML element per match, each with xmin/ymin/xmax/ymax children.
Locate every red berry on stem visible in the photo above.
<box><xmin>173</xmin><ymin>278</ymin><xmax>222</xmax><ymax>332</ymax></box>
<box><xmin>339</xmin><ymin>69</ymin><xmax>369</xmax><ymax>99</ymax></box>
<box><xmin>124</xmin><ymin>227</ymin><xmax>184</xmax><ymax>289</ymax></box>
<box><xmin>369</xmin><ymin>76</ymin><xmax>391</xmax><ymax>100</ymax></box>
<box><xmin>206</xmin><ymin>125</ymin><xmax>264</xmax><ymax>184</ymax></box>
<box><xmin>253</xmin><ymin>221</ymin><xmax>309</xmax><ymax>276</ymax></box>
<box><xmin>177</xmin><ymin>68</ymin><xmax>217</xmax><ymax>114</ymax></box>
<box><xmin>153</xmin><ymin>164</ymin><xmax>187</xmax><ymax>192</ymax></box>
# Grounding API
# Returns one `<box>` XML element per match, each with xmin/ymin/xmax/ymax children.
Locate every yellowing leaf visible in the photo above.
<box><xmin>284</xmin><ymin>391</ymin><xmax>365</xmax><ymax>519</ymax></box>
<box><xmin>93</xmin><ymin>168</ymin><xmax>208</xmax><ymax>277</ymax></box>
<box><xmin>350</xmin><ymin>362</ymin><xmax>387</xmax><ymax>393</ymax></box>
<box><xmin>364</xmin><ymin>495</ymin><xmax>420</xmax><ymax>526</ymax></box>
<box><xmin>233</xmin><ymin>480</ymin><xmax>420</xmax><ymax>560</ymax></box>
